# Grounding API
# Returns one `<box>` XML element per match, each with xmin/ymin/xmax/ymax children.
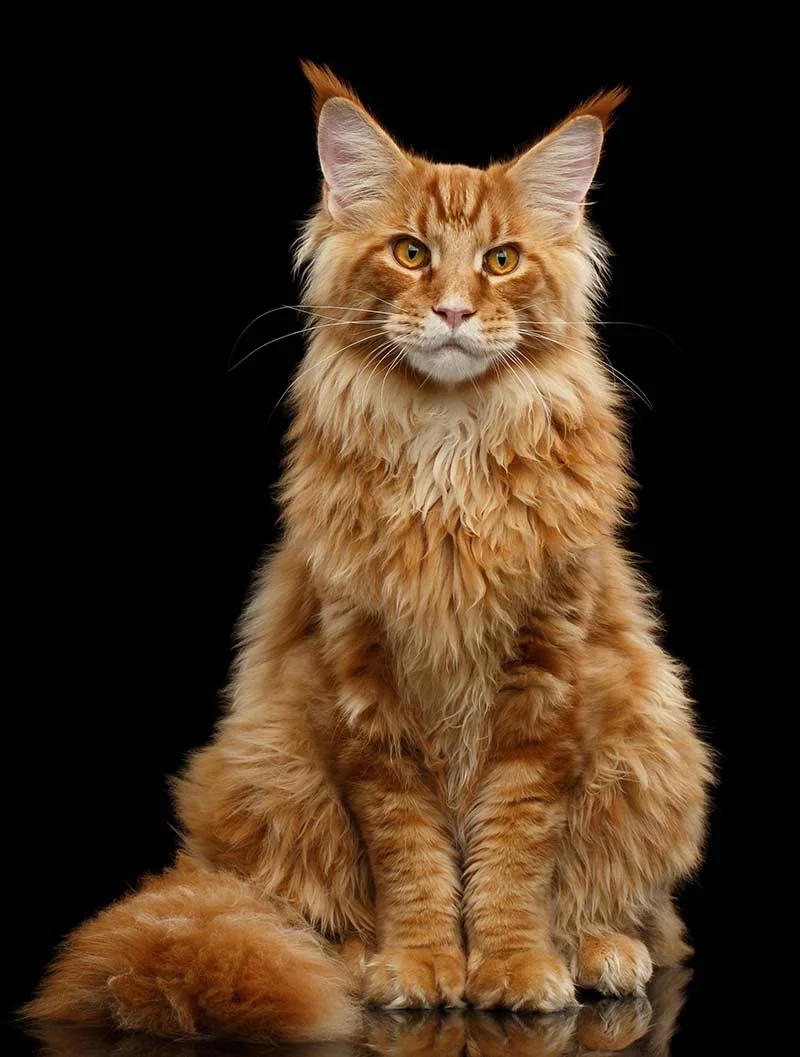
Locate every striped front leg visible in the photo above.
<box><xmin>463</xmin><ymin>615</ymin><xmax>582</xmax><ymax>1011</ymax></box>
<box><xmin>324</xmin><ymin>598</ymin><xmax>465</xmax><ymax>1008</ymax></box>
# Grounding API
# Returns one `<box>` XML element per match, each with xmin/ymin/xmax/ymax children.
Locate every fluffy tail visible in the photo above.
<box><xmin>24</xmin><ymin>855</ymin><xmax>360</xmax><ymax>1043</ymax></box>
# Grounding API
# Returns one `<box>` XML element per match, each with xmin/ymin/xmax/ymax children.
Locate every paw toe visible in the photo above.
<box><xmin>466</xmin><ymin>949</ymin><xmax>576</xmax><ymax>1012</ymax></box>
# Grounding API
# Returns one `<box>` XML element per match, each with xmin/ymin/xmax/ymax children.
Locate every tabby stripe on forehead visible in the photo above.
<box><xmin>453</xmin><ymin>176</ymin><xmax>484</xmax><ymax>229</ymax></box>
<box><xmin>488</xmin><ymin>209</ymin><xmax>502</xmax><ymax>246</ymax></box>
<box><xmin>448</xmin><ymin>178</ymin><xmax>469</xmax><ymax>226</ymax></box>
<box><xmin>414</xmin><ymin>196</ymin><xmax>429</xmax><ymax>238</ymax></box>
<box><xmin>466</xmin><ymin>181</ymin><xmax>489</xmax><ymax>227</ymax></box>
<box><xmin>427</xmin><ymin>176</ymin><xmax>448</xmax><ymax>226</ymax></box>
<box><xmin>422</xmin><ymin>174</ymin><xmax>489</xmax><ymax>232</ymax></box>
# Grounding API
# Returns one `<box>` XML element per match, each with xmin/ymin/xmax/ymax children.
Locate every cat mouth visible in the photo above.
<box><xmin>403</xmin><ymin>339</ymin><xmax>493</xmax><ymax>384</ymax></box>
<box><xmin>428</xmin><ymin>339</ymin><xmax>482</xmax><ymax>359</ymax></box>
<box><xmin>438</xmin><ymin>341</ymin><xmax>478</xmax><ymax>355</ymax></box>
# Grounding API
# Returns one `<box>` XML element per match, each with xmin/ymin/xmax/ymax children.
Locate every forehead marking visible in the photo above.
<box><xmin>422</xmin><ymin>170</ymin><xmax>490</xmax><ymax>232</ymax></box>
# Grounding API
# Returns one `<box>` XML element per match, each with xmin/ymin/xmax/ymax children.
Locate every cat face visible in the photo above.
<box><xmin>298</xmin><ymin>66</ymin><xmax>625</xmax><ymax>388</ymax></box>
<box><xmin>325</xmin><ymin>163</ymin><xmax>566</xmax><ymax>386</ymax></box>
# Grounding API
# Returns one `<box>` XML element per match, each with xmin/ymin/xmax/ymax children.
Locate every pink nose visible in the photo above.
<box><xmin>434</xmin><ymin>305</ymin><xmax>476</xmax><ymax>329</ymax></box>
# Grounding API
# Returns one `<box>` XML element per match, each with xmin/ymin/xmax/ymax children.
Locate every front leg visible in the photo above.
<box><xmin>463</xmin><ymin>616</ymin><xmax>582</xmax><ymax>1012</ymax></box>
<box><xmin>324</xmin><ymin>600</ymin><xmax>465</xmax><ymax>1009</ymax></box>
<box><xmin>348</xmin><ymin>755</ymin><xmax>465</xmax><ymax>1008</ymax></box>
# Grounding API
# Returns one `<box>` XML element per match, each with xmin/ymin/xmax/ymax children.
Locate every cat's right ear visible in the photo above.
<box><xmin>302</xmin><ymin>62</ymin><xmax>409</xmax><ymax>219</ymax></box>
<box><xmin>317</xmin><ymin>100</ymin><xmax>409</xmax><ymax>217</ymax></box>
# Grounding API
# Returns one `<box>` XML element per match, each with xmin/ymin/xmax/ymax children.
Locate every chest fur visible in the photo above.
<box><xmin>287</xmin><ymin>414</ymin><xmax>609</xmax><ymax>804</ymax></box>
<box><xmin>298</xmin><ymin>420</ymin><xmax>571</xmax><ymax>663</ymax></box>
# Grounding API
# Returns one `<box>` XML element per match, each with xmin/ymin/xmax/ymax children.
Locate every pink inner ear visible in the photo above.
<box><xmin>319</xmin><ymin>112</ymin><xmax>362</xmax><ymax>172</ymax></box>
<box><xmin>317</xmin><ymin>99</ymin><xmax>403</xmax><ymax>214</ymax></box>
<box><xmin>515</xmin><ymin>115</ymin><xmax>604</xmax><ymax>211</ymax></box>
<box><xmin>318</xmin><ymin>120</ymin><xmax>358</xmax><ymax>212</ymax></box>
<box><xmin>557</xmin><ymin>120</ymin><xmax>604</xmax><ymax>203</ymax></box>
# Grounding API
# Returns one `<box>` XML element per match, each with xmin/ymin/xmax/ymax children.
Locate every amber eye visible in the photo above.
<box><xmin>392</xmin><ymin>237</ymin><xmax>430</xmax><ymax>270</ymax></box>
<box><xmin>483</xmin><ymin>245</ymin><xmax>520</xmax><ymax>276</ymax></box>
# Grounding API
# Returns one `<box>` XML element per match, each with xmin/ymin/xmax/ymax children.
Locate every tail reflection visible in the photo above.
<box><xmin>29</xmin><ymin>967</ymin><xmax>691</xmax><ymax>1057</ymax></box>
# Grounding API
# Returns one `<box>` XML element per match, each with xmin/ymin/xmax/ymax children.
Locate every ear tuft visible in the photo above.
<box><xmin>507</xmin><ymin>88</ymin><xmax>628</xmax><ymax>233</ymax></box>
<box><xmin>301</xmin><ymin>62</ymin><xmax>408</xmax><ymax>218</ymax></box>
<box><xmin>300</xmin><ymin>61</ymin><xmax>364</xmax><ymax>122</ymax></box>
<box><xmin>565</xmin><ymin>85</ymin><xmax>629</xmax><ymax>131</ymax></box>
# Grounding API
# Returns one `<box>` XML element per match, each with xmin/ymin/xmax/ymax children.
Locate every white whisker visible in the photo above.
<box><xmin>267</xmin><ymin>330</ymin><xmax>389</xmax><ymax>416</ymax></box>
<box><xmin>377</xmin><ymin>347</ymin><xmax>406</xmax><ymax>420</ymax></box>
<box><xmin>229</xmin><ymin>303</ymin><xmax>395</xmax><ymax>364</ymax></box>
<box><xmin>503</xmin><ymin>348</ymin><xmax>553</xmax><ymax>442</ymax></box>
<box><xmin>230</xmin><ymin>320</ymin><xmax>391</xmax><ymax>373</ymax></box>
<box><xmin>519</xmin><ymin>327</ymin><xmax>653</xmax><ymax>409</ymax></box>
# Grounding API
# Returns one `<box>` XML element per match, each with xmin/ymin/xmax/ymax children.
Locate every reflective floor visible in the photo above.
<box><xmin>23</xmin><ymin>968</ymin><xmax>701</xmax><ymax>1057</ymax></box>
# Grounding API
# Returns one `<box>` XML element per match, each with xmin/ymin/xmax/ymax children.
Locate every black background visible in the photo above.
<box><xmin>11</xmin><ymin>28</ymin><xmax>746</xmax><ymax>1056</ymax></box>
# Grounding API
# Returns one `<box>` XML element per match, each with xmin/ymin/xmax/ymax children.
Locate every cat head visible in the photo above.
<box><xmin>296</xmin><ymin>64</ymin><xmax>626</xmax><ymax>389</ymax></box>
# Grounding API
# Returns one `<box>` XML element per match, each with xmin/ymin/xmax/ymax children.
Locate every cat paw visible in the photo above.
<box><xmin>575</xmin><ymin>934</ymin><xmax>653</xmax><ymax>996</ymax></box>
<box><xmin>465</xmin><ymin>948</ymin><xmax>577</xmax><ymax>1012</ymax></box>
<box><xmin>364</xmin><ymin>947</ymin><xmax>466</xmax><ymax>1008</ymax></box>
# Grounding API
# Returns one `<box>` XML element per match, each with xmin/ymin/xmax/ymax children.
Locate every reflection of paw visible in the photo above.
<box><xmin>575</xmin><ymin>935</ymin><xmax>653</xmax><ymax>997</ymax></box>
<box><xmin>468</xmin><ymin>1009</ymin><xmax>579</xmax><ymax>1056</ymax></box>
<box><xmin>466</xmin><ymin>949</ymin><xmax>576</xmax><ymax>1012</ymax></box>
<box><xmin>577</xmin><ymin>996</ymin><xmax>653</xmax><ymax>1051</ymax></box>
<box><xmin>365</xmin><ymin>1009</ymin><xmax>466</xmax><ymax>1057</ymax></box>
<box><xmin>364</xmin><ymin>947</ymin><xmax>466</xmax><ymax>1008</ymax></box>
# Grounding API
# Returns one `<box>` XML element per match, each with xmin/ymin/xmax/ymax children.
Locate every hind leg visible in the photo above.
<box><xmin>174</xmin><ymin>546</ymin><xmax>376</xmax><ymax>943</ymax></box>
<box><xmin>556</xmin><ymin>645</ymin><xmax>711</xmax><ymax>993</ymax></box>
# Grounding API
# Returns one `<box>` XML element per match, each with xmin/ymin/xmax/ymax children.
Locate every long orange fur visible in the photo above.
<box><xmin>25</xmin><ymin>64</ymin><xmax>713</xmax><ymax>1042</ymax></box>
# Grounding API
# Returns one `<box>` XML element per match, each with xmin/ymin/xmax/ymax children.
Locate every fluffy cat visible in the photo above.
<box><xmin>26</xmin><ymin>64</ymin><xmax>713</xmax><ymax>1043</ymax></box>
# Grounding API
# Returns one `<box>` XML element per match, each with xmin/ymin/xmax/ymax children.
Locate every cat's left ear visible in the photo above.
<box><xmin>507</xmin><ymin>87</ymin><xmax>628</xmax><ymax>234</ymax></box>
<box><xmin>301</xmin><ymin>61</ymin><xmax>410</xmax><ymax>219</ymax></box>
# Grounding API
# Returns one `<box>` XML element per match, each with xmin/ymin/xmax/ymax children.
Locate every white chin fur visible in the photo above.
<box><xmin>404</xmin><ymin>344</ymin><xmax>493</xmax><ymax>384</ymax></box>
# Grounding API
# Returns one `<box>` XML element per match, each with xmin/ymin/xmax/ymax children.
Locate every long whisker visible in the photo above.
<box><xmin>345</xmin><ymin>338</ymin><xmax>405</xmax><ymax>442</ymax></box>
<box><xmin>498</xmin><ymin>349</ymin><xmax>533</xmax><ymax>407</ymax></box>
<box><xmin>229</xmin><ymin>305</ymin><xmax>306</xmax><ymax>364</ymax></box>
<box><xmin>266</xmin><ymin>329</ymin><xmax>391</xmax><ymax>419</ymax></box>
<box><xmin>353</xmin><ymin>289</ymin><xmax>401</xmax><ymax>311</ymax></box>
<box><xmin>321</xmin><ymin>329</ymin><xmax>392</xmax><ymax>365</ymax></box>
<box><xmin>230</xmin><ymin>319</ymin><xmax>391</xmax><ymax>373</ymax></box>
<box><xmin>519</xmin><ymin>317</ymin><xmax>685</xmax><ymax>356</ymax></box>
<box><xmin>504</xmin><ymin>349</ymin><xmax>553</xmax><ymax>441</ymax></box>
<box><xmin>266</xmin><ymin>349</ymin><xmax>345</xmax><ymax>420</ymax></box>
<box><xmin>519</xmin><ymin>328</ymin><xmax>653</xmax><ymax>409</ymax></box>
<box><xmin>306</xmin><ymin>315</ymin><xmax>397</xmax><ymax>326</ymax></box>
<box><xmin>377</xmin><ymin>346</ymin><xmax>406</xmax><ymax>420</ymax></box>
<box><xmin>297</xmin><ymin>305</ymin><xmax>395</xmax><ymax>320</ymax></box>
<box><xmin>362</xmin><ymin>340</ymin><xmax>403</xmax><ymax>395</ymax></box>
<box><xmin>229</xmin><ymin>303</ymin><xmax>395</xmax><ymax>362</ymax></box>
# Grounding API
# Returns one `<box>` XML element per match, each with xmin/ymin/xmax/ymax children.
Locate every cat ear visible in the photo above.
<box><xmin>507</xmin><ymin>88</ymin><xmax>627</xmax><ymax>233</ymax></box>
<box><xmin>301</xmin><ymin>62</ymin><xmax>408</xmax><ymax>218</ymax></box>
<box><xmin>507</xmin><ymin>116</ymin><xmax>604</xmax><ymax>232</ymax></box>
<box><xmin>317</xmin><ymin>99</ymin><xmax>408</xmax><ymax>217</ymax></box>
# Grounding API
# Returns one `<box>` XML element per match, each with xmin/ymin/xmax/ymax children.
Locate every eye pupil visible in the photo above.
<box><xmin>393</xmin><ymin>237</ymin><xmax>429</xmax><ymax>269</ymax></box>
<box><xmin>484</xmin><ymin>245</ymin><xmax>518</xmax><ymax>275</ymax></box>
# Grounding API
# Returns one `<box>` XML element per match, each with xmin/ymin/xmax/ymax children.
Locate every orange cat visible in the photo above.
<box><xmin>26</xmin><ymin>64</ymin><xmax>713</xmax><ymax>1043</ymax></box>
